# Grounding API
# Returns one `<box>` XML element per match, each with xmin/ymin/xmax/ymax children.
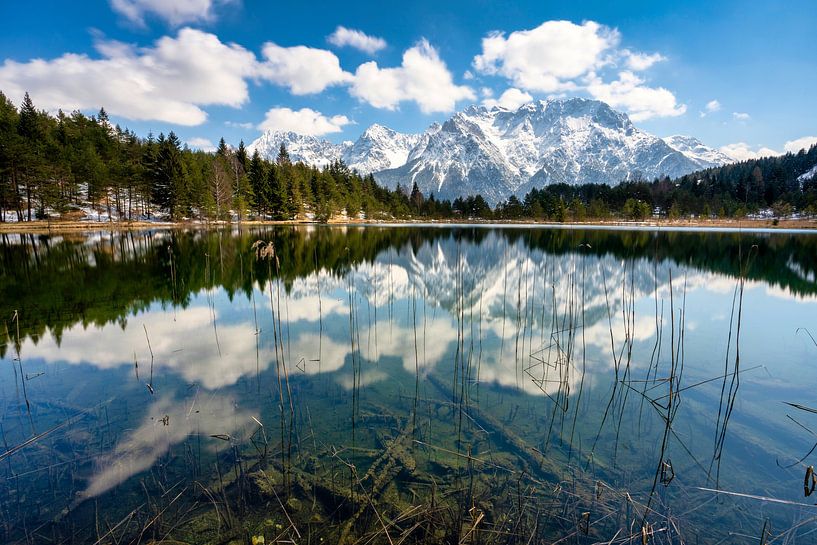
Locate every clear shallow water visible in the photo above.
<box><xmin>1</xmin><ymin>226</ymin><xmax>817</xmax><ymax>544</ymax></box>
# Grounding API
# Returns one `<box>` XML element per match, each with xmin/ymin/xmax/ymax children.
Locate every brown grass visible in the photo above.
<box><xmin>1</xmin><ymin>215</ymin><xmax>815</xmax><ymax>234</ymax></box>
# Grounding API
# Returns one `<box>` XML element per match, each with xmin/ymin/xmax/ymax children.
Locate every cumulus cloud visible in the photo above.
<box><xmin>327</xmin><ymin>26</ymin><xmax>387</xmax><ymax>54</ymax></box>
<box><xmin>186</xmin><ymin>137</ymin><xmax>216</xmax><ymax>151</ymax></box>
<box><xmin>0</xmin><ymin>28</ymin><xmax>256</xmax><ymax>126</ymax></box>
<box><xmin>482</xmin><ymin>87</ymin><xmax>533</xmax><ymax>110</ymax></box>
<box><xmin>351</xmin><ymin>39</ymin><xmax>475</xmax><ymax>113</ymax></box>
<box><xmin>720</xmin><ymin>142</ymin><xmax>780</xmax><ymax>162</ymax></box>
<box><xmin>257</xmin><ymin>107</ymin><xmax>352</xmax><ymax>136</ymax></box>
<box><xmin>110</xmin><ymin>0</ymin><xmax>236</xmax><ymax>26</ymax></box>
<box><xmin>784</xmin><ymin>136</ymin><xmax>817</xmax><ymax>154</ymax></box>
<box><xmin>732</xmin><ymin>112</ymin><xmax>751</xmax><ymax>121</ymax></box>
<box><xmin>473</xmin><ymin>20</ymin><xmax>618</xmax><ymax>92</ymax></box>
<box><xmin>256</xmin><ymin>42</ymin><xmax>353</xmax><ymax>95</ymax></box>
<box><xmin>586</xmin><ymin>71</ymin><xmax>686</xmax><ymax>121</ymax></box>
<box><xmin>472</xmin><ymin>20</ymin><xmax>684</xmax><ymax>121</ymax></box>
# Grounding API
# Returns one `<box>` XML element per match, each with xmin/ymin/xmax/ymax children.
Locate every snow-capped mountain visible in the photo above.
<box><xmin>343</xmin><ymin>124</ymin><xmax>422</xmax><ymax>174</ymax></box>
<box><xmin>378</xmin><ymin>99</ymin><xmax>707</xmax><ymax>204</ymax></box>
<box><xmin>249</xmin><ymin>99</ymin><xmax>733</xmax><ymax>205</ymax></box>
<box><xmin>663</xmin><ymin>135</ymin><xmax>734</xmax><ymax>170</ymax></box>
<box><xmin>247</xmin><ymin>130</ymin><xmax>349</xmax><ymax>168</ymax></box>
<box><xmin>248</xmin><ymin>125</ymin><xmax>420</xmax><ymax>174</ymax></box>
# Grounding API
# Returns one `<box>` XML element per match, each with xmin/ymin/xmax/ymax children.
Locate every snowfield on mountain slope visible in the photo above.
<box><xmin>663</xmin><ymin>135</ymin><xmax>735</xmax><ymax>169</ymax></box>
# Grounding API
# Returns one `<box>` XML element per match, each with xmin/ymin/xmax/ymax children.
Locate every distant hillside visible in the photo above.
<box><xmin>673</xmin><ymin>143</ymin><xmax>817</xmax><ymax>205</ymax></box>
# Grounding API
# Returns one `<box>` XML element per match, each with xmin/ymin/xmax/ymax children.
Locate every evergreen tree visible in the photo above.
<box><xmin>152</xmin><ymin>132</ymin><xmax>185</xmax><ymax>219</ymax></box>
<box><xmin>248</xmin><ymin>149</ymin><xmax>267</xmax><ymax>216</ymax></box>
<box><xmin>17</xmin><ymin>93</ymin><xmax>40</xmax><ymax>140</ymax></box>
<box><xmin>267</xmin><ymin>165</ymin><xmax>287</xmax><ymax>220</ymax></box>
<box><xmin>276</xmin><ymin>143</ymin><xmax>291</xmax><ymax>165</ymax></box>
<box><xmin>0</xmin><ymin>92</ymin><xmax>21</xmax><ymax>221</ymax></box>
<box><xmin>217</xmin><ymin>137</ymin><xmax>228</xmax><ymax>157</ymax></box>
<box><xmin>236</xmin><ymin>140</ymin><xmax>248</xmax><ymax>171</ymax></box>
<box><xmin>17</xmin><ymin>92</ymin><xmax>43</xmax><ymax>220</ymax></box>
<box><xmin>410</xmin><ymin>182</ymin><xmax>424</xmax><ymax>212</ymax></box>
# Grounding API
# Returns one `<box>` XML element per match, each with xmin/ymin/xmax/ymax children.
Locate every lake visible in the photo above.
<box><xmin>1</xmin><ymin>225</ymin><xmax>816</xmax><ymax>544</ymax></box>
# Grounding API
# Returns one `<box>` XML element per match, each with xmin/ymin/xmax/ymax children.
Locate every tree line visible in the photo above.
<box><xmin>2</xmin><ymin>91</ymin><xmax>817</xmax><ymax>223</ymax></box>
<box><xmin>0</xmin><ymin>92</ymin><xmax>429</xmax><ymax>223</ymax></box>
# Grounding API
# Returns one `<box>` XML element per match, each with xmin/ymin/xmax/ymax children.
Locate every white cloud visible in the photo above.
<box><xmin>472</xmin><ymin>20</ymin><xmax>683</xmax><ymax>121</ymax></box>
<box><xmin>19</xmin><ymin>304</ymin><xmax>281</xmax><ymax>389</ymax></box>
<box><xmin>327</xmin><ymin>26</ymin><xmax>387</xmax><ymax>54</ymax></box>
<box><xmin>732</xmin><ymin>111</ymin><xmax>751</xmax><ymax>121</ymax></box>
<box><xmin>0</xmin><ymin>28</ymin><xmax>256</xmax><ymax>126</ymax></box>
<box><xmin>473</xmin><ymin>20</ymin><xmax>619</xmax><ymax>93</ymax></box>
<box><xmin>110</xmin><ymin>0</ymin><xmax>236</xmax><ymax>26</ymax></box>
<box><xmin>225</xmin><ymin>120</ymin><xmax>254</xmax><ymax>129</ymax></box>
<box><xmin>482</xmin><ymin>87</ymin><xmax>533</xmax><ymax>110</ymax></box>
<box><xmin>784</xmin><ymin>136</ymin><xmax>817</xmax><ymax>154</ymax></box>
<box><xmin>83</xmin><ymin>394</ymin><xmax>253</xmax><ymax>498</ymax></box>
<box><xmin>187</xmin><ymin>137</ymin><xmax>215</xmax><ymax>151</ymax></box>
<box><xmin>624</xmin><ymin>50</ymin><xmax>666</xmax><ymax>71</ymax></box>
<box><xmin>586</xmin><ymin>71</ymin><xmax>686</xmax><ymax>121</ymax></box>
<box><xmin>257</xmin><ymin>107</ymin><xmax>352</xmax><ymax>136</ymax></box>
<box><xmin>706</xmin><ymin>99</ymin><xmax>721</xmax><ymax>112</ymax></box>
<box><xmin>720</xmin><ymin>142</ymin><xmax>780</xmax><ymax>162</ymax></box>
<box><xmin>351</xmin><ymin>39</ymin><xmax>475</xmax><ymax>113</ymax></box>
<box><xmin>256</xmin><ymin>42</ymin><xmax>353</xmax><ymax>95</ymax></box>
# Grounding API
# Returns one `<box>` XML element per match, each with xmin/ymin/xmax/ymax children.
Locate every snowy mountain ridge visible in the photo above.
<box><xmin>248</xmin><ymin>98</ymin><xmax>734</xmax><ymax>205</ymax></box>
<box><xmin>662</xmin><ymin>135</ymin><xmax>735</xmax><ymax>170</ymax></box>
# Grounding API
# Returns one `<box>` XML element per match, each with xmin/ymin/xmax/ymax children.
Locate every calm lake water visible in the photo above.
<box><xmin>1</xmin><ymin>225</ymin><xmax>817</xmax><ymax>544</ymax></box>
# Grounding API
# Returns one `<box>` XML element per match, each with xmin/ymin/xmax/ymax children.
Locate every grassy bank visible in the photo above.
<box><xmin>1</xmin><ymin>216</ymin><xmax>816</xmax><ymax>234</ymax></box>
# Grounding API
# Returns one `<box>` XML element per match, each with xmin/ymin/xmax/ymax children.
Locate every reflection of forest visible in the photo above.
<box><xmin>2</xmin><ymin>226</ymin><xmax>816</xmax><ymax>356</ymax></box>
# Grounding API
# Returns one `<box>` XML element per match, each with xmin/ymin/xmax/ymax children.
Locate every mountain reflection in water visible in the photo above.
<box><xmin>1</xmin><ymin>226</ymin><xmax>816</xmax><ymax>544</ymax></box>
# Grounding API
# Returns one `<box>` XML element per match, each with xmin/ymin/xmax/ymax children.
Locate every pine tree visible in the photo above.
<box><xmin>217</xmin><ymin>137</ymin><xmax>228</xmax><ymax>157</ymax></box>
<box><xmin>248</xmin><ymin>150</ymin><xmax>267</xmax><ymax>216</ymax></box>
<box><xmin>410</xmin><ymin>182</ymin><xmax>424</xmax><ymax>212</ymax></box>
<box><xmin>97</xmin><ymin>107</ymin><xmax>110</xmax><ymax>133</ymax></box>
<box><xmin>17</xmin><ymin>92</ymin><xmax>43</xmax><ymax>220</ymax></box>
<box><xmin>140</xmin><ymin>133</ymin><xmax>158</xmax><ymax>218</ymax></box>
<box><xmin>152</xmin><ymin>132</ymin><xmax>185</xmax><ymax>219</ymax></box>
<box><xmin>17</xmin><ymin>93</ymin><xmax>40</xmax><ymax>140</ymax></box>
<box><xmin>0</xmin><ymin>92</ymin><xmax>21</xmax><ymax>221</ymax></box>
<box><xmin>236</xmin><ymin>140</ymin><xmax>248</xmax><ymax>171</ymax></box>
<box><xmin>267</xmin><ymin>165</ymin><xmax>287</xmax><ymax>220</ymax></box>
<box><xmin>276</xmin><ymin>143</ymin><xmax>291</xmax><ymax>166</ymax></box>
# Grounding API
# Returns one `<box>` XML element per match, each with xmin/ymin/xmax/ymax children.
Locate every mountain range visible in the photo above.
<box><xmin>248</xmin><ymin>98</ymin><xmax>736</xmax><ymax>205</ymax></box>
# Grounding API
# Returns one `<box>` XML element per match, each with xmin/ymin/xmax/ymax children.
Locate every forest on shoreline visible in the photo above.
<box><xmin>2</xmin><ymin>91</ymin><xmax>817</xmax><ymax>225</ymax></box>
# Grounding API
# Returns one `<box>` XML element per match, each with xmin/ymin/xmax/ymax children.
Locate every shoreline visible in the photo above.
<box><xmin>1</xmin><ymin>217</ymin><xmax>816</xmax><ymax>234</ymax></box>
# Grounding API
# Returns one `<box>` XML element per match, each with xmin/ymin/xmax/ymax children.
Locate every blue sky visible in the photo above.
<box><xmin>1</xmin><ymin>0</ymin><xmax>815</xmax><ymax>159</ymax></box>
